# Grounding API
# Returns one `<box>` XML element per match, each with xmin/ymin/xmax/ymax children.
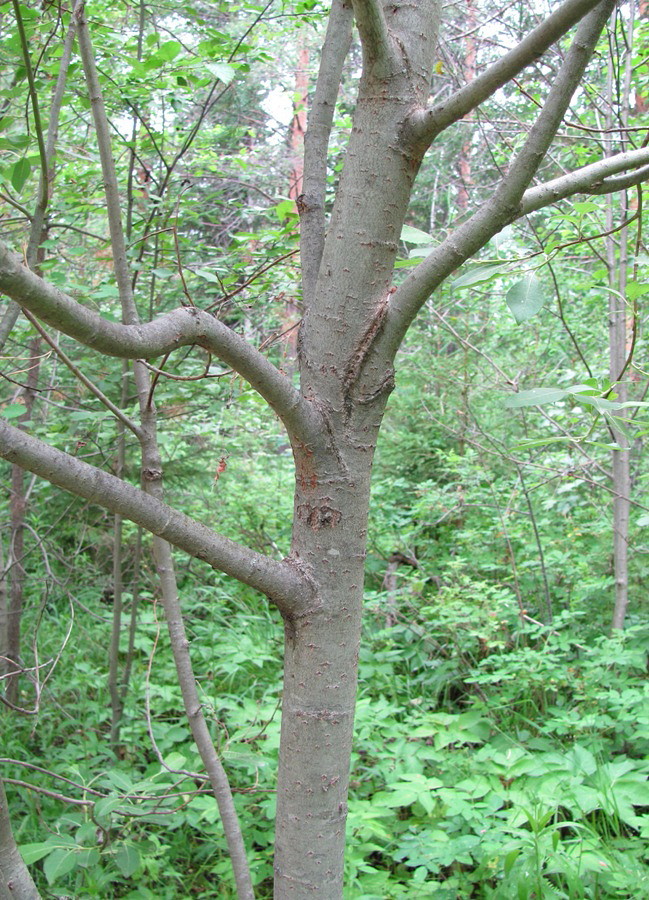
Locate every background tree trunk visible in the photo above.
<box><xmin>605</xmin><ymin>0</ymin><xmax>635</xmax><ymax>629</ymax></box>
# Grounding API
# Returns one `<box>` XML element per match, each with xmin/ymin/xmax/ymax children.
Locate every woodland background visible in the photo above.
<box><xmin>1</xmin><ymin>0</ymin><xmax>649</xmax><ymax>896</ymax></box>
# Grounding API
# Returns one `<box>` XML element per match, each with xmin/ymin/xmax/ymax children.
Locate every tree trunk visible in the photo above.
<box><xmin>275</xmin><ymin>447</ymin><xmax>376</xmax><ymax>893</ymax></box>
<box><xmin>274</xmin><ymin>7</ymin><xmax>440</xmax><ymax>891</ymax></box>
<box><xmin>5</xmin><ymin>338</ymin><xmax>41</xmax><ymax>705</ymax></box>
<box><xmin>0</xmin><ymin>779</ymin><xmax>40</xmax><ymax>900</ymax></box>
<box><xmin>605</xmin><ymin>1</ymin><xmax>635</xmax><ymax>629</ymax></box>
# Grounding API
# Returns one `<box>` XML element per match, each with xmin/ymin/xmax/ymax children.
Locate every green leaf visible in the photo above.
<box><xmin>157</xmin><ymin>40</ymin><xmax>182</xmax><ymax>61</ymax></box>
<box><xmin>162</xmin><ymin>751</ymin><xmax>187</xmax><ymax>769</ymax></box>
<box><xmin>504</xmin><ymin>388</ymin><xmax>569</xmax><ymax>408</ymax></box>
<box><xmin>572</xmin><ymin>200</ymin><xmax>600</xmax><ymax>214</ymax></box>
<box><xmin>75</xmin><ymin>847</ymin><xmax>100</xmax><ymax>868</ymax></box>
<box><xmin>504</xmin><ymin>846</ymin><xmax>520</xmax><ymax>875</ymax></box>
<box><xmin>274</xmin><ymin>199</ymin><xmax>296</xmax><ymax>221</ymax></box>
<box><xmin>11</xmin><ymin>157</ymin><xmax>31</xmax><ymax>193</ymax></box>
<box><xmin>400</xmin><ymin>224</ymin><xmax>433</xmax><ymax>245</ymax></box>
<box><xmin>1</xmin><ymin>403</ymin><xmax>26</xmax><ymax>419</ymax></box>
<box><xmin>94</xmin><ymin>795</ymin><xmax>123</xmax><ymax>822</ymax></box>
<box><xmin>453</xmin><ymin>262</ymin><xmax>509</xmax><ymax>289</ymax></box>
<box><xmin>193</xmin><ymin>268</ymin><xmax>221</xmax><ymax>283</ymax></box>
<box><xmin>206</xmin><ymin>62</ymin><xmax>235</xmax><ymax>84</ymax></box>
<box><xmin>511</xmin><ymin>436</ymin><xmax>576</xmax><ymax>450</ymax></box>
<box><xmin>43</xmin><ymin>847</ymin><xmax>78</xmax><ymax>884</ymax></box>
<box><xmin>115</xmin><ymin>842</ymin><xmax>142</xmax><ymax>877</ymax></box>
<box><xmin>627</xmin><ymin>282</ymin><xmax>649</xmax><ymax>300</ymax></box>
<box><xmin>506</xmin><ymin>274</ymin><xmax>546</xmax><ymax>324</ymax></box>
<box><xmin>394</xmin><ymin>255</ymin><xmax>423</xmax><ymax>268</ymax></box>
<box><xmin>18</xmin><ymin>842</ymin><xmax>56</xmax><ymax>865</ymax></box>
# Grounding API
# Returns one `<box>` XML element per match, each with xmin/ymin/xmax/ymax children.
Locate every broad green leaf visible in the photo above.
<box><xmin>400</xmin><ymin>224</ymin><xmax>433</xmax><ymax>245</ymax></box>
<box><xmin>163</xmin><ymin>751</ymin><xmax>187</xmax><ymax>769</ymax></box>
<box><xmin>157</xmin><ymin>40</ymin><xmax>182</xmax><ymax>61</ymax></box>
<box><xmin>490</xmin><ymin>225</ymin><xmax>514</xmax><ymax>248</ymax></box>
<box><xmin>75</xmin><ymin>847</ymin><xmax>100</xmax><ymax>868</ymax></box>
<box><xmin>18</xmin><ymin>842</ymin><xmax>56</xmax><ymax>865</ymax></box>
<box><xmin>572</xmin><ymin>200</ymin><xmax>600</xmax><ymax>214</ymax></box>
<box><xmin>274</xmin><ymin>199</ymin><xmax>296</xmax><ymax>221</ymax></box>
<box><xmin>43</xmin><ymin>847</ymin><xmax>78</xmax><ymax>884</ymax></box>
<box><xmin>0</xmin><ymin>133</ymin><xmax>29</xmax><ymax>149</ymax></box>
<box><xmin>506</xmin><ymin>274</ymin><xmax>545</xmax><ymax>324</ymax></box>
<box><xmin>453</xmin><ymin>262</ymin><xmax>509</xmax><ymax>289</ymax></box>
<box><xmin>206</xmin><ymin>62</ymin><xmax>235</xmax><ymax>84</ymax></box>
<box><xmin>564</xmin><ymin>743</ymin><xmax>597</xmax><ymax>775</ymax></box>
<box><xmin>1</xmin><ymin>403</ymin><xmax>26</xmax><ymax>419</ymax></box>
<box><xmin>194</xmin><ymin>268</ymin><xmax>221</xmax><ymax>283</ymax></box>
<box><xmin>394</xmin><ymin>256</ymin><xmax>421</xmax><ymax>267</ymax></box>
<box><xmin>504</xmin><ymin>846</ymin><xmax>520</xmax><ymax>876</ymax></box>
<box><xmin>94</xmin><ymin>283</ymin><xmax>119</xmax><ymax>300</ymax></box>
<box><xmin>408</xmin><ymin>246</ymin><xmax>434</xmax><ymax>258</ymax></box>
<box><xmin>504</xmin><ymin>388</ymin><xmax>569</xmax><ymax>408</ymax></box>
<box><xmin>75</xmin><ymin>822</ymin><xmax>97</xmax><ymax>844</ymax></box>
<box><xmin>11</xmin><ymin>157</ymin><xmax>31</xmax><ymax>193</ymax></box>
<box><xmin>115</xmin><ymin>843</ymin><xmax>142</xmax><ymax>877</ymax></box>
<box><xmin>627</xmin><ymin>282</ymin><xmax>649</xmax><ymax>299</ymax></box>
<box><xmin>103</xmin><ymin>769</ymin><xmax>134</xmax><ymax>791</ymax></box>
<box><xmin>94</xmin><ymin>795</ymin><xmax>123</xmax><ymax>822</ymax></box>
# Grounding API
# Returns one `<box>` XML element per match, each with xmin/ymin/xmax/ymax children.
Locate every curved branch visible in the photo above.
<box><xmin>408</xmin><ymin>0</ymin><xmax>605</xmax><ymax>148</ymax></box>
<box><xmin>0</xmin><ymin>242</ymin><xmax>322</xmax><ymax>445</ymax></box>
<box><xmin>519</xmin><ymin>146</ymin><xmax>649</xmax><ymax>213</ymax></box>
<box><xmin>0</xmin><ymin>417</ymin><xmax>311</xmax><ymax>618</ymax></box>
<box><xmin>300</xmin><ymin>0</ymin><xmax>353</xmax><ymax>304</ymax></box>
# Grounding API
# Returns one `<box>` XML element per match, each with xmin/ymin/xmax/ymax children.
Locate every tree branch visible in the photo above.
<box><xmin>0</xmin><ymin>417</ymin><xmax>312</xmax><ymax>617</ymax></box>
<box><xmin>408</xmin><ymin>0</ymin><xmax>605</xmax><ymax>148</ymax></box>
<box><xmin>24</xmin><ymin>312</ymin><xmax>143</xmax><ymax>438</ymax></box>
<box><xmin>591</xmin><ymin>165</ymin><xmax>649</xmax><ymax>193</ymax></box>
<box><xmin>351</xmin><ymin>0</ymin><xmax>394</xmax><ymax>72</ymax></box>
<box><xmin>76</xmin><ymin>2</ymin><xmax>134</xmax><ymax>316</ymax></box>
<box><xmin>519</xmin><ymin>146</ymin><xmax>649</xmax><ymax>213</ymax></box>
<box><xmin>300</xmin><ymin>0</ymin><xmax>353</xmax><ymax>305</ymax></box>
<box><xmin>0</xmin><ymin>244</ymin><xmax>322</xmax><ymax>445</ymax></box>
<box><xmin>383</xmin><ymin>0</ymin><xmax>616</xmax><ymax>356</ymax></box>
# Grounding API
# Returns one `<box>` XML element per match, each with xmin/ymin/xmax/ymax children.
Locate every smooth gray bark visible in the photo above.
<box><xmin>600</xmin><ymin>0</ymin><xmax>639</xmax><ymax>630</ymax></box>
<box><xmin>0</xmin><ymin>779</ymin><xmax>40</xmax><ymax>900</ymax></box>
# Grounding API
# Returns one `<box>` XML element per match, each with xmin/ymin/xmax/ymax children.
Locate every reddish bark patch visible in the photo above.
<box><xmin>297</xmin><ymin>503</ymin><xmax>342</xmax><ymax>530</ymax></box>
<box><xmin>294</xmin><ymin>443</ymin><xmax>318</xmax><ymax>492</ymax></box>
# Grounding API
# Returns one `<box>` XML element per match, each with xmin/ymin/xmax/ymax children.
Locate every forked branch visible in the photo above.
<box><xmin>408</xmin><ymin>0</ymin><xmax>605</xmax><ymax>148</ymax></box>
<box><xmin>519</xmin><ymin>147</ymin><xmax>649</xmax><ymax>214</ymax></box>
<box><xmin>382</xmin><ymin>0</ymin><xmax>616</xmax><ymax>355</ymax></box>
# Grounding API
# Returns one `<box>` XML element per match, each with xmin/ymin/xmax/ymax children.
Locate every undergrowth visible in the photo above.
<box><xmin>5</xmin><ymin>565</ymin><xmax>649</xmax><ymax>898</ymax></box>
